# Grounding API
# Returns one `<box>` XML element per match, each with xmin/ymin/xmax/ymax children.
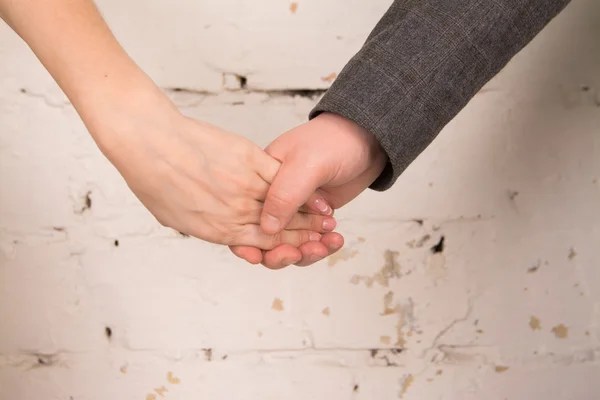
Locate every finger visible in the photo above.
<box><xmin>298</xmin><ymin>192</ymin><xmax>334</xmax><ymax>216</ymax></box>
<box><xmin>293</xmin><ymin>232</ymin><xmax>344</xmax><ymax>267</ymax></box>
<box><xmin>253</xmin><ymin>148</ymin><xmax>281</xmax><ymax>185</ymax></box>
<box><xmin>260</xmin><ymin>157</ymin><xmax>329</xmax><ymax>234</ymax></box>
<box><xmin>260</xmin><ymin>232</ymin><xmax>344</xmax><ymax>268</ymax></box>
<box><xmin>286</xmin><ymin>212</ymin><xmax>337</xmax><ymax>233</ymax></box>
<box><xmin>238</xmin><ymin>225</ymin><xmax>322</xmax><ymax>250</ymax></box>
<box><xmin>260</xmin><ymin>244</ymin><xmax>304</xmax><ymax>270</ymax></box>
<box><xmin>229</xmin><ymin>245</ymin><xmax>263</xmax><ymax>265</ymax></box>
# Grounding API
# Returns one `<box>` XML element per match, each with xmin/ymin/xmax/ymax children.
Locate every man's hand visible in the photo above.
<box><xmin>229</xmin><ymin>112</ymin><xmax>388</xmax><ymax>268</ymax></box>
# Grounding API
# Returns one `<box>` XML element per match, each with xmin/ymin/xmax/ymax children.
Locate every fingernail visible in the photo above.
<box><xmin>309</xmin><ymin>232</ymin><xmax>322</xmax><ymax>241</ymax></box>
<box><xmin>329</xmin><ymin>242</ymin><xmax>342</xmax><ymax>250</ymax></box>
<box><xmin>322</xmin><ymin>218</ymin><xmax>336</xmax><ymax>231</ymax></box>
<box><xmin>314</xmin><ymin>198</ymin><xmax>331</xmax><ymax>215</ymax></box>
<box><xmin>309</xmin><ymin>254</ymin><xmax>321</xmax><ymax>263</ymax></box>
<box><xmin>263</xmin><ymin>214</ymin><xmax>281</xmax><ymax>232</ymax></box>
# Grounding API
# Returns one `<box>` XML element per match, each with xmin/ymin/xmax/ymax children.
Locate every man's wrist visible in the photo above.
<box><xmin>315</xmin><ymin>112</ymin><xmax>387</xmax><ymax>165</ymax></box>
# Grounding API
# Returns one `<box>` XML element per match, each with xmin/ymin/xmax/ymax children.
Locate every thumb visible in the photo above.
<box><xmin>260</xmin><ymin>156</ymin><xmax>329</xmax><ymax>235</ymax></box>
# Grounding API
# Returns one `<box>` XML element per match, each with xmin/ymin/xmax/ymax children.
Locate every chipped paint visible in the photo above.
<box><xmin>328</xmin><ymin>248</ymin><xmax>359</xmax><ymax>266</ymax></box>
<box><xmin>407</xmin><ymin>234</ymin><xmax>431</xmax><ymax>249</ymax></box>
<box><xmin>529</xmin><ymin>316</ymin><xmax>542</xmax><ymax>331</ymax></box>
<box><xmin>321</xmin><ymin>72</ymin><xmax>337</xmax><ymax>82</ymax></box>
<box><xmin>399</xmin><ymin>374</ymin><xmax>414</xmax><ymax>398</ymax></box>
<box><xmin>495</xmin><ymin>365</ymin><xmax>509</xmax><ymax>373</ymax></box>
<box><xmin>351</xmin><ymin>250</ymin><xmax>401</xmax><ymax>288</ymax></box>
<box><xmin>322</xmin><ymin>307</ymin><xmax>330</xmax><ymax>316</ymax></box>
<box><xmin>272</xmin><ymin>298</ymin><xmax>284</xmax><ymax>311</ymax></box>
<box><xmin>289</xmin><ymin>2</ymin><xmax>298</xmax><ymax>13</ymax></box>
<box><xmin>167</xmin><ymin>371</ymin><xmax>180</xmax><ymax>384</ymax></box>
<box><xmin>154</xmin><ymin>386</ymin><xmax>168</xmax><ymax>397</ymax></box>
<box><xmin>551</xmin><ymin>324</ymin><xmax>569</xmax><ymax>339</ymax></box>
<box><xmin>381</xmin><ymin>291</ymin><xmax>398</xmax><ymax>315</ymax></box>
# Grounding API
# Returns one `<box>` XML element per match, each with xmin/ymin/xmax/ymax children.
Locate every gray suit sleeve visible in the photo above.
<box><xmin>309</xmin><ymin>0</ymin><xmax>571</xmax><ymax>190</ymax></box>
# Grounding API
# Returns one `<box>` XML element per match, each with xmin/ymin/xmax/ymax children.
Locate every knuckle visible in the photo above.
<box><xmin>267</xmin><ymin>232</ymin><xmax>283</xmax><ymax>248</ymax></box>
<box><xmin>231</xmin><ymin>197</ymin><xmax>259</xmax><ymax>218</ymax></box>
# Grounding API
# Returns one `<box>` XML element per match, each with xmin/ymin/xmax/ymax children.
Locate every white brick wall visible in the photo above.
<box><xmin>1</xmin><ymin>0</ymin><xmax>599</xmax><ymax>399</ymax></box>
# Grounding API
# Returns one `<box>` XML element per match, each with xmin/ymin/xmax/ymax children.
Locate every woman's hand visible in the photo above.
<box><xmin>0</xmin><ymin>0</ymin><xmax>336</xmax><ymax>249</ymax></box>
<box><xmin>101</xmin><ymin>106</ymin><xmax>336</xmax><ymax>248</ymax></box>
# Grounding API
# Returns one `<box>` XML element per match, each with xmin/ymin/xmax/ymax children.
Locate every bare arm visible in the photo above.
<box><xmin>0</xmin><ymin>0</ymin><xmax>170</xmax><ymax>150</ymax></box>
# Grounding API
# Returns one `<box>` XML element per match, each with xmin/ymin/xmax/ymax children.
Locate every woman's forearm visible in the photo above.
<box><xmin>0</xmin><ymin>0</ymin><xmax>173</xmax><ymax>149</ymax></box>
<box><xmin>0</xmin><ymin>0</ymin><xmax>337</xmax><ymax>253</ymax></box>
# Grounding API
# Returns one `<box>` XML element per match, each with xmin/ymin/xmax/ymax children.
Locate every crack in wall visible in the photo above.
<box><xmin>18</xmin><ymin>88</ymin><xmax>71</xmax><ymax>108</ymax></box>
<box><xmin>419</xmin><ymin>292</ymin><xmax>479</xmax><ymax>361</ymax></box>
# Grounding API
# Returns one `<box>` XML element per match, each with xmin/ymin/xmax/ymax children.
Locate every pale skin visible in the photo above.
<box><xmin>0</xmin><ymin>0</ymin><xmax>344</xmax><ymax>250</ymax></box>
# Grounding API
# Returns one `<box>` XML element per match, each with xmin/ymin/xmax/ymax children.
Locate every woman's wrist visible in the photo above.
<box><xmin>73</xmin><ymin>68</ymin><xmax>178</xmax><ymax>156</ymax></box>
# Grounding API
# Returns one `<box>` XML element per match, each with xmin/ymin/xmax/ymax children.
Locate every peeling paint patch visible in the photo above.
<box><xmin>399</xmin><ymin>374</ymin><xmax>414</xmax><ymax>398</ymax></box>
<box><xmin>272</xmin><ymin>297</ymin><xmax>284</xmax><ymax>311</ymax></box>
<box><xmin>407</xmin><ymin>234</ymin><xmax>431</xmax><ymax>249</ymax></box>
<box><xmin>350</xmin><ymin>274</ymin><xmax>373</xmax><ymax>287</ymax></box>
<box><xmin>349</xmin><ymin>250</ymin><xmax>402</xmax><ymax>288</ymax></box>
<box><xmin>322</xmin><ymin>307</ymin><xmax>330</xmax><ymax>316</ymax></box>
<box><xmin>154</xmin><ymin>386</ymin><xmax>168</xmax><ymax>397</ymax></box>
<box><xmin>328</xmin><ymin>248</ymin><xmax>359</xmax><ymax>266</ymax></box>
<box><xmin>382</xmin><ymin>291</ymin><xmax>397</xmax><ymax>315</ymax></box>
<box><xmin>495</xmin><ymin>365</ymin><xmax>509</xmax><ymax>373</ymax></box>
<box><xmin>289</xmin><ymin>2</ymin><xmax>298</xmax><ymax>13</ymax></box>
<box><xmin>552</xmin><ymin>324</ymin><xmax>569</xmax><ymax>338</ymax></box>
<box><xmin>568</xmin><ymin>247</ymin><xmax>577</xmax><ymax>260</ymax></box>
<box><xmin>529</xmin><ymin>316</ymin><xmax>542</xmax><ymax>331</ymax></box>
<box><xmin>167</xmin><ymin>371</ymin><xmax>180</xmax><ymax>384</ymax></box>
<box><xmin>146</xmin><ymin>395</ymin><xmax>156</xmax><ymax>400</ymax></box>
<box><xmin>395</xmin><ymin>319</ymin><xmax>406</xmax><ymax>347</ymax></box>
<box><xmin>380</xmin><ymin>335</ymin><xmax>391</xmax><ymax>345</ymax></box>
<box><xmin>321</xmin><ymin>72</ymin><xmax>337</xmax><ymax>82</ymax></box>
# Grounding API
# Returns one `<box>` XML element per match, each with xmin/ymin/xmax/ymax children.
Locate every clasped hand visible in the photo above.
<box><xmin>103</xmin><ymin>101</ymin><xmax>386</xmax><ymax>269</ymax></box>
